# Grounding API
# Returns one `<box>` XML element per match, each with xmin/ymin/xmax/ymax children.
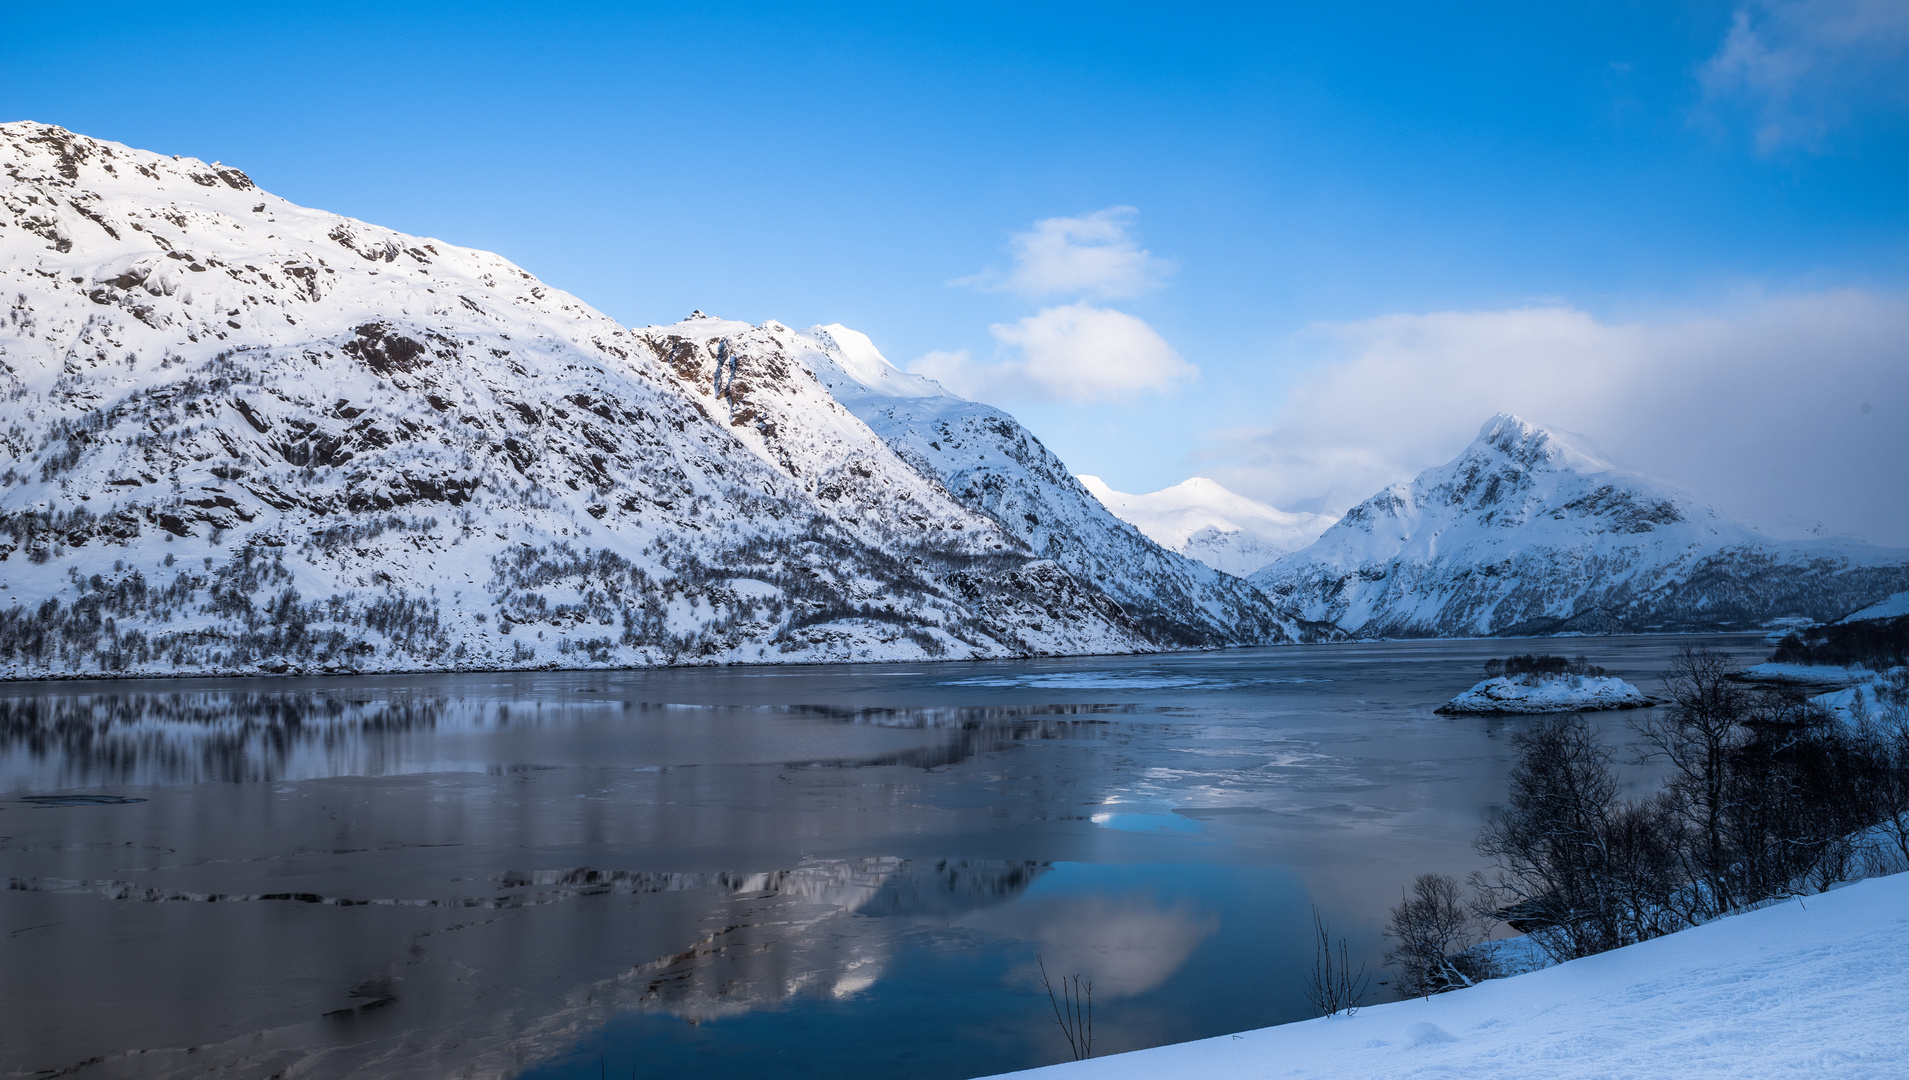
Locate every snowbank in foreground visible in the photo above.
<box><xmin>1435</xmin><ymin>673</ymin><xmax>1652</xmax><ymax>713</ymax></box>
<box><xmin>988</xmin><ymin>871</ymin><xmax>1909</xmax><ymax>1080</ymax></box>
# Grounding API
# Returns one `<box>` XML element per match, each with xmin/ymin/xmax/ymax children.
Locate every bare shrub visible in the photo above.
<box><xmin>1037</xmin><ymin>956</ymin><xmax>1092</xmax><ymax>1061</ymax></box>
<box><xmin>1303</xmin><ymin>906</ymin><xmax>1370</xmax><ymax>1017</ymax></box>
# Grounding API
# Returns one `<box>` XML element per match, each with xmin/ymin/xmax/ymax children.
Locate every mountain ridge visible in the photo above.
<box><xmin>1248</xmin><ymin>413</ymin><xmax>1909</xmax><ymax>637</ymax></box>
<box><xmin>797</xmin><ymin>325</ymin><xmax>1299</xmax><ymax>646</ymax></box>
<box><xmin>0</xmin><ymin>121</ymin><xmax>1287</xmax><ymax>677</ymax></box>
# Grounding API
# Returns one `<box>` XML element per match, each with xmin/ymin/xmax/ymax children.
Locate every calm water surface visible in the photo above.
<box><xmin>0</xmin><ymin>635</ymin><xmax>1763</xmax><ymax>1079</ymax></box>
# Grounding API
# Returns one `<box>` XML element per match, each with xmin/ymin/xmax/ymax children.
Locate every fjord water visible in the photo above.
<box><xmin>0</xmin><ymin>636</ymin><xmax>1756</xmax><ymax>1079</ymax></box>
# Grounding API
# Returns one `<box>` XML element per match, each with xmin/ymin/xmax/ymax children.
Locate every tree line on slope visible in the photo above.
<box><xmin>1384</xmin><ymin>645</ymin><xmax>1909</xmax><ymax>999</ymax></box>
<box><xmin>1772</xmin><ymin>614</ymin><xmax>1909</xmax><ymax>671</ymax></box>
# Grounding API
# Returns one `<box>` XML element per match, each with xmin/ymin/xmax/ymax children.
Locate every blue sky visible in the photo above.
<box><xmin>5</xmin><ymin>2</ymin><xmax>1907</xmax><ymax>539</ymax></box>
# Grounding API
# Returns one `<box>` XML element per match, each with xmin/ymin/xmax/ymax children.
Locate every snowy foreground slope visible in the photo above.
<box><xmin>1078</xmin><ymin>474</ymin><xmax>1333</xmax><ymax>577</ymax></box>
<box><xmin>1251</xmin><ymin>414</ymin><xmax>1909</xmax><ymax>638</ymax></box>
<box><xmin>0</xmin><ymin>122</ymin><xmax>1292</xmax><ymax>676</ymax></box>
<box><xmin>992</xmin><ymin>871</ymin><xmax>1909</xmax><ymax>1080</ymax></box>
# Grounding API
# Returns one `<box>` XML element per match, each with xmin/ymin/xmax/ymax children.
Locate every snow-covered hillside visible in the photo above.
<box><xmin>796</xmin><ymin>324</ymin><xmax>1299</xmax><ymax>646</ymax></box>
<box><xmin>1843</xmin><ymin>590</ymin><xmax>1909</xmax><ymax>623</ymax></box>
<box><xmin>990</xmin><ymin>871</ymin><xmax>1909</xmax><ymax>1080</ymax></box>
<box><xmin>1249</xmin><ymin>414</ymin><xmax>1909</xmax><ymax>638</ymax></box>
<box><xmin>0</xmin><ymin>122</ymin><xmax>1277</xmax><ymax>677</ymax></box>
<box><xmin>1078</xmin><ymin>475</ymin><xmax>1333</xmax><ymax>577</ymax></box>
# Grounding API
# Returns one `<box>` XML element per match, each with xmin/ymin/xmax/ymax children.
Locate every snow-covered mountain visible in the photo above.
<box><xmin>0</xmin><ymin>122</ymin><xmax>1290</xmax><ymax>677</ymax></box>
<box><xmin>1078</xmin><ymin>475</ymin><xmax>1334</xmax><ymax>577</ymax></box>
<box><xmin>1249</xmin><ymin>414</ymin><xmax>1909</xmax><ymax>638</ymax></box>
<box><xmin>795</xmin><ymin>325</ymin><xmax>1298</xmax><ymax>645</ymax></box>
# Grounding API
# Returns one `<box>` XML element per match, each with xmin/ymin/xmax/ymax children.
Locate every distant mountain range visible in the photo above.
<box><xmin>1247</xmin><ymin>414</ymin><xmax>1909</xmax><ymax>638</ymax></box>
<box><xmin>1078</xmin><ymin>475</ymin><xmax>1334</xmax><ymax>577</ymax></box>
<box><xmin>0</xmin><ymin>122</ymin><xmax>1293</xmax><ymax>677</ymax></box>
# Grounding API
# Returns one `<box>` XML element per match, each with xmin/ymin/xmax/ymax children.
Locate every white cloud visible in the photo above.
<box><xmin>912</xmin><ymin>303</ymin><xmax>1197</xmax><ymax>404</ymax></box>
<box><xmin>1202</xmin><ymin>291</ymin><xmax>1909</xmax><ymax>544</ymax></box>
<box><xmin>954</xmin><ymin>206</ymin><xmax>1174</xmax><ymax>300</ymax></box>
<box><xmin>1699</xmin><ymin>0</ymin><xmax>1909</xmax><ymax>152</ymax></box>
<box><xmin>956</xmin><ymin>892</ymin><xmax>1216</xmax><ymax>999</ymax></box>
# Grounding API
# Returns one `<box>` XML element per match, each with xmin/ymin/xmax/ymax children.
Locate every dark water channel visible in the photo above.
<box><xmin>0</xmin><ymin>634</ymin><xmax>1763</xmax><ymax>1079</ymax></box>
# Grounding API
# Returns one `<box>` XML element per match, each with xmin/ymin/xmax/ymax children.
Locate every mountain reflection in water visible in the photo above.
<box><xmin>0</xmin><ymin>637</ymin><xmax>1750</xmax><ymax>1080</ymax></box>
<box><xmin>0</xmin><ymin>691</ymin><xmax>1132</xmax><ymax>788</ymax></box>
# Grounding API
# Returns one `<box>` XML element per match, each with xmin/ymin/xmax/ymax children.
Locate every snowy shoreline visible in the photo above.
<box><xmin>987</xmin><ymin>871</ymin><xmax>1909</xmax><ymax>1080</ymax></box>
<box><xmin>0</xmin><ymin>631</ymin><xmax>1778</xmax><ymax>685</ymax></box>
<box><xmin>0</xmin><ymin>644</ymin><xmax>1178</xmax><ymax>684</ymax></box>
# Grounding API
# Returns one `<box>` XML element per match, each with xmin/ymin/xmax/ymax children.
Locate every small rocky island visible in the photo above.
<box><xmin>1437</xmin><ymin>654</ymin><xmax>1654</xmax><ymax>714</ymax></box>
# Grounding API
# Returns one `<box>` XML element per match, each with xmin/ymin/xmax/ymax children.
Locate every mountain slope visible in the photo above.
<box><xmin>0</xmin><ymin>121</ymin><xmax>1163</xmax><ymax>676</ymax></box>
<box><xmin>1078</xmin><ymin>475</ymin><xmax>1333</xmax><ymax>577</ymax></box>
<box><xmin>790</xmin><ymin>324</ymin><xmax>1298</xmax><ymax>646</ymax></box>
<box><xmin>1249</xmin><ymin>414</ymin><xmax>1909</xmax><ymax>638</ymax></box>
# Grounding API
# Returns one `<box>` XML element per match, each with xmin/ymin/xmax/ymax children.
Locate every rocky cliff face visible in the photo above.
<box><xmin>0</xmin><ymin>122</ymin><xmax>1231</xmax><ymax>676</ymax></box>
<box><xmin>1249</xmin><ymin>414</ymin><xmax>1909</xmax><ymax>637</ymax></box>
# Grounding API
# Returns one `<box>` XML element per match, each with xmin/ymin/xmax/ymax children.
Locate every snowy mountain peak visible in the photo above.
<box><xmin>1079</xmin><ymin>475</ymin><xmax>1334</xmax><ymax>577</ymax></box>
<box><xmin>805</xmin><ymin>324</ymin><xmax>951</xmax><ymax>402</ymax></box>
<box><xmin>1337</xmin><ymin>414</ymin><xmax>1698</xmax><ymax>542</ymax></box>
<box><xmin>1473</xmin><ymin>413</ymin><xmax>1612</xmax><ymax>476</ymax></box>
<box><xmin>1251</xmin><ymin>413</ymin><xmax>1909</xmax><ymax>637</ymax></box>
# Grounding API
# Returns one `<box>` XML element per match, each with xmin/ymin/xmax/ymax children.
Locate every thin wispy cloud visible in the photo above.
<box><xmin>952</xmin><ymin>206</ymin><xmax>1175</xmax><ymax>301</ymax></box>
<box><xmin>914</xmin><ymin>303</ymin><xmax>1196</xmax><ymax>404</ymax></box>
<box><xmin>1699</xmin><ymin>0</ymin><xmax>1909</xmax><ymax>152</ymax></box>
<box><xmin>1199</xmin><ymin>291</ymin><xmax>1909</xmax><ymax>543</ymax></box>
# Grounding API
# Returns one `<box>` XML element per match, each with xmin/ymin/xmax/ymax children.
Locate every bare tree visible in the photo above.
<box><xmin>1473</xmin><ymin>713</ymin><xmax>1630</xmax><ymax>961</ymax></box>
<box><xmin>1600</xmin><ymin>790</ymin><xmax>1686</xmax><ymax>942</ymax></box>
<box><xmin>1631</xmin><ymin>644</ymin><xmax>1749</xmax><ymax>920</ymax></box>
<box><xmin>1303</xmin><ymin>906</ymin><xmax>1370</xmax><ymax>1017</ymax></box>
<box><xmin>1384</xmin><ymin>873</ymin><xmax>1497</xmax><ymax>998</ymax></box>
<box><xmin>1038</xmin><ymin>956</ymin><xmax>1092</xmax><ymax>1061</ymax></box>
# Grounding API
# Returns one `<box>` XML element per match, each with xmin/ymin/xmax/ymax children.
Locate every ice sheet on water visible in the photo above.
<box><xmin>942</xmin><ymin>671</ymin><xmax>1216</xmax><ymax>690</ymax></box>
<box><xmin>941</xmin><ymin>671</ymin><xmax>1330</xmax><ymax>691</ymax></box>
